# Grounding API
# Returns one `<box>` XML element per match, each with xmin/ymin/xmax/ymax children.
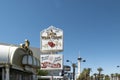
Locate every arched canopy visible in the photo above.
<box><xmin>0</xmin><ymin>44</ymin><xmax>18</xmax><ymax>64</ymax></box>
<box><xmin>0</xmin><ymin>44</ymin><xmax>40</xmax><ymax>68</ymax></box>
<box><xmin>22</xmin><ymin>54</ymin><xmax>40</xmax><ymax>68</ymax></box>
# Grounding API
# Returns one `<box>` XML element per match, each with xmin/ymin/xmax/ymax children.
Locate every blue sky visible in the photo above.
<box><xmin>0</xmin><ymin>0</ymin><xmax>120</xmax><ymax>75</ymax></box>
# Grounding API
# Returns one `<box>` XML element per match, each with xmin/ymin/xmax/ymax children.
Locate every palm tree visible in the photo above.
<box><xmin>115</xmin><ymin>73</ymin><xmax>118</xmax><ymax>80</ymax></box>
<box><xmin>90</xmin><ymin>76</ymin><xmax>93</xmax><ymax>80</ymax></box>
<box><xmin>104</xmin><ymin>75</ymin><xmax>110</xmax><ymax>80</ymax></box>
<box><xmin>77</xmin><ymin>69</ymin><xmax>85</xmax><ymax>80</ymax></box>
<box><xmin>100</xmin><ymin>74</ymin><xmax>104</xmax><ymax>80</ymax></box>
<box><xmin>81</xmin><ymin>68</ymin><xmax>89</xmax><ymax>80</ymax></box>
<box><xmin>77</xmin><ymin>68</ymin><xmax>91</xmax><ymax>80</ymax></box>
<box><xmin>97</xmin><ymin>67</ymin><xmax>103</xmax><ymax>80</ymax></box>
<box><xmin>84</xmin><ymin>68</ymin><xmax>91</xmax><ymax>80</ymax></box>
<box><xmin>118</xmin><ymin>74</ymin><xmax>120</xmax><ymax>80</ymax></box>
<box><xmin>94</xmin><ymin>73</ymin><xmax>97</xmax><ymax>80</ymax></box>
<box><xmin>111</xmin><ymin>74</ymin><xmax>114</xmax><ymax>80</ymax></box>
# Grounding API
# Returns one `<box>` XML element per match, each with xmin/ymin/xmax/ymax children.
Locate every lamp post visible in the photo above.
<box><xmin>66</xmin><ymin>57</ymin><xmax>86</xmax><ymax>80</ymax></box>
<box><xmin>66</xmin><ymin>60</ymin><xmax>77</xmax><ymax>80</ymax></box>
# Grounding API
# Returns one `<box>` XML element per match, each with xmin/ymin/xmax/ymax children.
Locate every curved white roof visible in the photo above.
<box><xmin>0</xmin><ymin>44</ymin><xmax>17</xmax><ymax>63</ymax></box>
<box><xmin>0</xmin><ymin>43</ymin><xmax>40</xmax><ymax>66</ymax></box>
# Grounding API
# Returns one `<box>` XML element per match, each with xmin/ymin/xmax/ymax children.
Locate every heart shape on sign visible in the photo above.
<box><xmin>48</xmin><ymin>41</ymin><xmax>55</xmax><ymax>48</ymax></box>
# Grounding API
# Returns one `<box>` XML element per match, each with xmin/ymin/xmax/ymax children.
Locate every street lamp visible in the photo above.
<box><xmin>77</xmin><ymin>57</ymin><xmax>86</xmax><ymax>62</ymax></box>
<box><xmin>66</xmin><ymin>57</ymin><xmax>86</xmax><ymax>80</ymax></box>
<box><xmin>66</xmin><ymin>60</ymin><xmax>77</xmax><ymax>80</ymax></box>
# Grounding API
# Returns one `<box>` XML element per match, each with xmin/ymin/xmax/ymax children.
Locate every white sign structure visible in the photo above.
<box><xmin>40</xmin><ymin>26</ymin><xmax>63</xmax><ymax>52</ymax></box>
<box><xmin>40</xmin><ymin>54</ymin><xmax>63</xmax><ymax>70</ymax></box>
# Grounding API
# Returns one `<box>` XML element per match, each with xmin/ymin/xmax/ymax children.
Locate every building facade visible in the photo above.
<box><xmin>0</xmin><ymin>41</ymin><xmax>40</xmax><ymax>80</ymax></box>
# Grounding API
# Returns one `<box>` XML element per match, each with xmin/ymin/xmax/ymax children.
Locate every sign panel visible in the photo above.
<box><xmin>40</xmin><ymin>26</ymin><xmax>63</xmax><ymax>52</ymax></box>
<box><xmin>64</xmin><ymin>65</ymin><xmax>71</xmax><ymax>71</ymax></box>
<box><xmin>40</xmin><ymin>54</ymin><xmax>63</xmax><ymax>70</ymax></box>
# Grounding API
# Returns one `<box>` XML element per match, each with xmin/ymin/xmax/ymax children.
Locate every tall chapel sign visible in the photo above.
<box><xmin>40</xmin><ymin>26</ymin><xmax>63</xmax><ymax>52</ymax></box>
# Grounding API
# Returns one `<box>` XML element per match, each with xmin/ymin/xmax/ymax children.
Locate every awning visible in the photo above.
<box><xmin>0</xmin><ymin>43</ymin><xmax>40</xmax><ymax>68</ymax></box>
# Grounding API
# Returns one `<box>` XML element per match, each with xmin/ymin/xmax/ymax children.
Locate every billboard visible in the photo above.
<box><xmin>40</xmin><ymin>54</ymin><xmax>63</xmax><ymax>70</ymax></box>
<box><xmin>40</xmin><ymin>26</ymin><xmax>63</xmax><ymax>52</ymax></box>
